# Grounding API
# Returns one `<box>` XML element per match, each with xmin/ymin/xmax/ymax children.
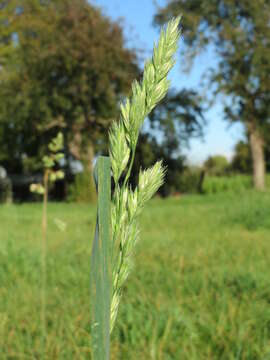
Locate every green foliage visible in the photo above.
<box><xmin>68</xmin><ymin>169</ymin><xmax>96</xmax><ymax>203</ymax></box>
<box><xmin>1</xmin><ymin>192</ymin><xmax>270</xmax><ymax>358</ymax></box>
<box><xmin>109</xmin><ymin>17</ymin><xmax>181</xmax><ymax>332</ymax></box>
<box><xmin>155</xmin><ymin>0</ymin><xmax>270</xmax><ymax>188</ymax></box>
<box><xmin>204</xmin><ymin>155</ymin><xmax>229</xmax><ymax>176</ymax></box>
<box><xmin>203</xmin><ymin>175</ymin><xmax>251</xmax><ymax>194</ymax></box>
<box><xmin>30</xmin><ymin>183</ymin><xmax>45</xmax><ymax>195</ymax></box>
<box><xmin>149</xmin><ymin>89</ymin><xmax>206</xmax><ymax>146</ymax></box>
<box><xmin>48</xmin><ymin>132</ymin><xmax>64</xmax><ymax>153</ymax></box>
<box><xmin>132</xmin><ymin>133</ymin><xmax>185</xmax><ymax>197</ymax></box>
<box><xmin>42</xmin><ymin>156</ymin><xmax>55</xmax><ymax>169</ymax></box>
<box><xmin>30</xmin><ymin>132</ymin><xmax>64</xmax><ymax>195</ymax></box>
<box><xmin>231</xmin><ymin>141</ymin><xmax>252</xmax><ymax>174</ymax></box>
<box><xmin>0</xmin><ymin>0</ymin><xmax>138</xmax><ymax>174</ymax></box>
<box><xmin>232</xmin><ymin>138</ymin><xmax>270</xmax><ymax>174</ymax></box>
<box><xmin>203</xmin><ymin>174</ymin><xmax>270</xmax><ymax>194</ymax></box>
<box><xmin>177</xmin><ymin>167</ymin><xmax>204</xmax><ymax>194</ymax></box>
<box><xmin>155</xmin><ymin>0</ymin><xmax>270</xmax><ymax>128</ymax></box>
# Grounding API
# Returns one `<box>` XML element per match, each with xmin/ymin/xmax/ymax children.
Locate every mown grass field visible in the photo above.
<box><xmin>1</xmin><ymin>191</ymin><xmax>270</xmax><ymax>359</ymax></box>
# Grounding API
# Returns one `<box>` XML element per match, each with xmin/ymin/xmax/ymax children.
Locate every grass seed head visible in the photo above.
<box><xmin>109</xmin><ymin>17</ymin><xmax>181</xmax><ymax>332</ymax></box>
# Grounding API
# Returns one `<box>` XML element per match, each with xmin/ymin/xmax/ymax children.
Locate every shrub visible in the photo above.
<box><xmin>176</xmin><ymin>167</ymin><xmax>204</xmax><ymax>194</ymax></box>
<box><xmin>204</xmin><ymin>155</ymin><xmax>229</xmax><ymax>176</ymax></box>
<box><xmin>68</xmin><ymin>168</ymin><xmax>96</xmax><ymax>203</ymax></box>
<box><xmin>203</xmin><ymin>175</ymin><xmax>253</xmax><ymax>194</ymax></box>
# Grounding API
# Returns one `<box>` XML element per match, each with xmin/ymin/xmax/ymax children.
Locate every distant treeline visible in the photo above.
<box><xmin>0</xmin><ymin>0</ymin><xmax>269</xmax><ymax>201</ymax></box>
<box><xmin>1</xmin><ymin>138</ymin><xmax>270</xmax><ymax>203</ymax></box>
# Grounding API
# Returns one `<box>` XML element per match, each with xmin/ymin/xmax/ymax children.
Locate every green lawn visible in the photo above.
<box><xmin>0</xmin><ymin>191</ymin><xmax>270</xmax><ymax>359</ymax></box>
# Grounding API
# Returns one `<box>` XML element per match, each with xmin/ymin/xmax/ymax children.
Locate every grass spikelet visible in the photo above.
<box><xmin>109</xmin><ymin>16</ymin><xmax>181</xmax><ymax>332</ymax></box>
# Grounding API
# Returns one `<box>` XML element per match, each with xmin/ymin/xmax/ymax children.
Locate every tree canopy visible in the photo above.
<box><xmin>154</xmin><ymin>0</ymin><xmax>270</xmax><ymax>190</ymax></box>
<box><xmin>150</xmin><ymin>88</ymin><xmax>206</xmax><ymax>151</ymax></box>
<box><xmin>204</xmin><ymin>155</ymin><xmax>229</xmax><ymax>176</ymax></box>
<box><xmin>0</xmin><ymin>0</ymin><xmax>138</xmax><ymax>173</ymax></box>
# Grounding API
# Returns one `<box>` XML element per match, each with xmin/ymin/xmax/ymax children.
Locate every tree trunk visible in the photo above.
<box><xmin>249</xmin><ymin>126</ymin><xmax>265</xmax><ymax>191</ymax></box>
<box><xmin>198</xmin><ymin>169</ymin><xmax>205</xmax><ymax>194</ymax></box>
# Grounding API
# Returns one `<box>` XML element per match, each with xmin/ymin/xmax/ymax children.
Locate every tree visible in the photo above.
<box><xmin>0</xmin><ymin>0</ymin><xmax>138</xmax><ymax>178</ymax></box>
<box><xmin>232</xmin><ymin>137</ymin><xmax>270</xmax><ymax>174</ymax></box>
<box><xmin>132</xmin><ymin>133</ymin><xmax>186</xmax><ymax>196</ymax></box>
<box><xmin>204</xmin><ymin>155</ymin><xmax>229</xmax><ymax>176</ymax></box>
<box><xmin>154</xmin><ymin>0</ymin><xmax>270</xmax><ymax>190</ymax></box>
<box><xmin>231</xmin><ymin>141</ymin><xmax>252</xmax><ymax>174</ymax></box>
<box><xmin>131</xmin><ymin>89</ymin><xmax>206</xmax><ymax>196</ymax></box>
<box><xmin>149</xmin><ymin>88</ymin><xmax>206</xmax><ymax>147</ymax></box>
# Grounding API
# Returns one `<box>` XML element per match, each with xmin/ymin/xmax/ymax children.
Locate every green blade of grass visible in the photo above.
<box><xmin>90</xmin><ymin>156</ymin><xmax>111</xmax><ymax>360</ymax></box>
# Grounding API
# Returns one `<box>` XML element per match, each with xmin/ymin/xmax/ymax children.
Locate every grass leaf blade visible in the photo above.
<box><xmin>90</xmin><ymin>156</ymin><xmax>111</xmax><ymax>360</ymax></box>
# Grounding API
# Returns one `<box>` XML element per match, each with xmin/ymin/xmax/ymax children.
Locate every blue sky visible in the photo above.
<box><xmin>92</xmin><ymin>0</ymin><xmax>245</xmax><ymax>164</ymax></box>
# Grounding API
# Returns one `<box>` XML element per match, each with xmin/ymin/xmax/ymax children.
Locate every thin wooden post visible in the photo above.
<box><xmin>90</xmin><ymin>156</ymin><xmax>111</xmax><ymax>360</ymax></box>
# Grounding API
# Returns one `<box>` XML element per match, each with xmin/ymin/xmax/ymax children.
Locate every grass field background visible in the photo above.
<box><xmin>1</xmin><ymin>191</ymin><xmax>270</xmax><ymax>359</ymax></box>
